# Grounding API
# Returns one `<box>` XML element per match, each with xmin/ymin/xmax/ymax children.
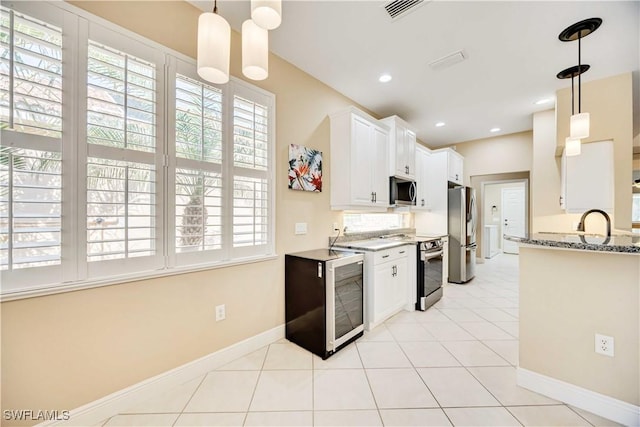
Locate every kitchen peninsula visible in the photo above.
<box><xmin>506</xmin><ymin>233</ymin><xmax>640</xmax><ymax>425</ymax></box>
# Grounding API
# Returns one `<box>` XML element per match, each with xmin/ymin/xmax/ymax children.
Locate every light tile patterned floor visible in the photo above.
<box><xmin>101</xmin><ymin>254</ymin><xmax>621</xmax><ymax>427</ymax></box>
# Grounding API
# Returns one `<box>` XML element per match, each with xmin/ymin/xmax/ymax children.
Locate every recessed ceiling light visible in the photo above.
<box><xmin>490</xmin><ymin>127</ymin><xmax>501</xmax><ymax>133</ymax></box>
<box><xmin>535</xmin><ymin>98</ymin><xmax>552</xmax><ymax>105</ymax></box>
<box><xmin>378</xmin><ymin>73</ymin><xmax>392</xmax><ymax>83</ymax></box>
<box><xmin>435</xmin><ymin>122</ymin><xmax>446</xmax><ymax>127</ymax></box>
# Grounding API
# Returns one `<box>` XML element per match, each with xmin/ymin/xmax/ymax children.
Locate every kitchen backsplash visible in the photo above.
<box><xmin>329</xmin><ymin>228</ymin><xmax>416</xmax><ymax>246</ymax></box>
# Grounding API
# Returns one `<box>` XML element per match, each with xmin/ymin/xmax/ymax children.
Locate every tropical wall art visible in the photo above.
<box><xmin>288</xmin><ymin>144</ymin><xmax>322</xmax><ymax>192</ymax></box>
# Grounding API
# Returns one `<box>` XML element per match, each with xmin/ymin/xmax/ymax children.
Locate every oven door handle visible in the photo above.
<box><xmin>422</xmin><ymin>250</ymin><xmax>443</xmax><ymax>260</ymax></box>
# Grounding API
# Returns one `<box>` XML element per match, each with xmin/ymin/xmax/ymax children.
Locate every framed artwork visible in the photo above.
<box><xmin>288</xmin><ymin>144</ymin><xmax>322</xmax><ymax>192</ymax></box>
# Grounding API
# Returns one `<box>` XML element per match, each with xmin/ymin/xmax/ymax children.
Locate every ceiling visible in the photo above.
<box><xmin>191</xmin><ymin>1</ymin><xmax>640</xmax><ymax>147</ymax></box>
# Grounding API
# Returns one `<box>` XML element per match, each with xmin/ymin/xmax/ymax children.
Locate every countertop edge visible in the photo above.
<box><xmin>332</xmin><ymin>241</ymin><xmax>416</xmax><ymax>252</ymax></box>
<box><xmin>505</xmin><ymin>235</ymin><xmax>640</xmax><ymax>255</ymax></box>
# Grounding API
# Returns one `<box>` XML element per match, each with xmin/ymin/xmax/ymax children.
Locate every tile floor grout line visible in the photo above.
<box><xmin>354</xmin><ymin>339</ymin><xmax>384</xmax><ymax>426</ymax></box>
<box><xmin>172</xmin><ymin>372</ymin><xmax>208</xmax><ymax>426</ymax></box>
<box><xmin>565</xmin><ymin>404</ymin><xmax>599</xmax><ymax>427</ymax></box>
<box><xmin>241</xmin><ymin>343</ymin><xmax>271</xmax><ymax>426</ymax></box>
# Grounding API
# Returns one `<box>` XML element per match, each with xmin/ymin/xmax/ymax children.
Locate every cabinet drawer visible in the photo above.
<box><xmin>373</xmin><ymin>246</ymin><xmax>410</xmax><ymax>264</ymax></box>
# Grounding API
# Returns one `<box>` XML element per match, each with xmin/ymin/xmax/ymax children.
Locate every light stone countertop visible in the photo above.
<box><xmin>505</xmin><ymin>232</ymin><xmax>640</xmax><ymax>254</ymax></box>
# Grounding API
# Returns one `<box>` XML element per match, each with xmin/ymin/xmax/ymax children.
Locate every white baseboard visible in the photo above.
<box><xmin>517</xmin><ymin>367</ymin><xmax>640</xmax><ymax>426</ymax></box>
<box><xmin>40</xmin><ymin>324</ymin><xmax>285</xmax><ymax>427</ymax></box>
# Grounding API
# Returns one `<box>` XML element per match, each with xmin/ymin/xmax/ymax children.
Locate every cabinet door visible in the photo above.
<box><xmin>372</xmin><ymin>261</ymin><xmax>393</xmax><ymax>325</ymax></box>
<box><xmin>392</xmin><ymin>256</ymin><xmax>409</xmax><ymax>311</ymax></box>
<box><xmin>393</xmin><ymin>126</ymin><xmax>416</xmax><ymax>179</ymax></box>
<box><xmin>404</xmin><ymin>129</ymin><xmax>416</xmax><ymax>178</ymax></box>
<box><xmin>350</xmin><ymin>115</ymin><xmax>375</xmax><ymax>205</ymax></box>
<box><xmin>564</xmin><ymin>140</ymin><xmax>614</xmax><ymax>213</ymax></box>
<box><xmin>372</xmin><ymin>125</ymin><xmax>390</xmax><ymax>206</ymax></box>
<box><xmin>394</xmin><ymin>126</ymin><xmax>406</xmax><ymax>177</ymax></box>
<box><xmin>414</xmin><ymin>148</ymin><xmax>429</xmax><ymax>210</ymax></box>
<box><xmin>447</xmin><ymin>151</ymin><xmax>463</xmax><ymax>185</ymax></box>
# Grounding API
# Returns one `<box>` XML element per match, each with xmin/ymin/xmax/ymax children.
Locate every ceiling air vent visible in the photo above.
<box><xmin>428</xmin><ymin>50</ymin><xmax>467</xmax><ymax>70</ymax></box>
<box><xmin>384</xmin><ymin>0</ymin><xmax>425</xmax><ymax>20</ymax></box>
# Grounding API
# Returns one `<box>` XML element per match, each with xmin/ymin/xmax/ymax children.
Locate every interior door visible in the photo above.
<box><xmin>502</xmin><ymin>186</ymin><xmax>526</xmax><ymax>254</ymax></box>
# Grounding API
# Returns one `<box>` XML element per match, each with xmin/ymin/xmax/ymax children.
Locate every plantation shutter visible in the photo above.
<box><xmin>0</xmin><ymin>5</ymin><xmax>65</xmax><ymax>289</ymax></box>
<box><xmin>172</xmin><ymin>70</ymin><xmax>224</xmax><ymax>265</ymax></box>
<box><xmin>84</xmin><ymin>31</ymin><xmax>164</xmax><ymax>278</ymax></box>
<box><xmin>230</xmin><ymin>84</ymin><xmax>273</xmax><ymax>258</ymax></box>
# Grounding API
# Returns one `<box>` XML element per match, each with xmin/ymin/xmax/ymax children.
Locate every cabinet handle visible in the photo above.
<box><xmin>382</xmin><ymin>254</ymin><xmax>390</xmax><ymax>259</ymax></box>
<box><xmin>374</xmin><ymin>192</ymin><xmax>377</xmax><ymax>203</ymax></box>
<box><xmin>456</xmin><ymin>174</ymin><xmax>459</xmax><ymax>180</ymax></box>
<box><xmin>405</xmin><ymin>165</ymin><xmax>409</xmax><ymax>174</ymax></box>
<box><xmin>371</xmin><ymin>192</ymin><xmax>375</xmax><ymax>203</ymax></box>
<box><xmin>399</xmin><ymin>250</ymin><xmax>405</xmax><ymax>254</ymax></box>
<box><xmin>421</xmin><ymin>199</ymin><xmax>425</xmax><ymax>207</ymax></box>
<box><xmin>559</xmin><ymin>196</ymin><xmax>563</xmax><ymax>206</ymax></box>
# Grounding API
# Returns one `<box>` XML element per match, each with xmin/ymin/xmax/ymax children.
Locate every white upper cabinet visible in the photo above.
<box><xmin>426</xmin><ymin>149</ymin><xmax>448</xmax><ymax>214</ymax></box>
<box><xmin>381</xmin><ymin>116</ymin><xmax>416</xmax><ymax>180</ymax></box>
<box><xmin>330</xmin><ymin>107</ymin><xmax>390</xmax><ymax>211</ymax></box>
<box><xmin>446</xmin><ymin>149</ymin><xmax>464</xmax><ymax>185</ymax></box>
<box><xmin>561</xmin><ymin>140</ymin><xmax>614</xmax><ymax>213</ymax></box>
<box><xmin>414</xmin><ymin>145</ymin><xmax>431</xmax><ymax>210</ymax></box>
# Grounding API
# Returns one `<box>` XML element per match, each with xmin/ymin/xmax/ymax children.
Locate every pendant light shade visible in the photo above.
<box><xmin>251</xmin><ymin>0</ymin><xmax>282</xmax><ymax>30</ymax></box>
<box><xmin>242</xmin><ymin>19</ymin><xmax>269</xmax><ymax>81</ymax></box>
<box><xmin>569</xmin><ymin>112</ymin><xmax>590</xmax><ymax>139</ymax></box>
<box><xmin>565</xmin><ymin>137</ymin><xmax>582</xmax><ymax>156</ymax></box>
<box><xmin>197</xmin><ymin>11</ymin><xmax>231</xmax><ymax>84</ymax></box>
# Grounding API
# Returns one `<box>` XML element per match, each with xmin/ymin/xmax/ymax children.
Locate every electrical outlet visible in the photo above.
<box><xmin>595</xmin><ymin>333</ymin><xmax>614</xmax><ymax>357</ymax></box>
<box><xmin>295</xmin><ymin>222</ymin><xmax>307</xmax><ymax>235</ymax></box>
<box><xmin>215</xmin><ymin>304</ymin><xmax>226</xmax><ymax>322</ymax></box>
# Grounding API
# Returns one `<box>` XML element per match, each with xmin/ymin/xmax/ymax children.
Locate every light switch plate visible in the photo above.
<box><xmin>295</xmin><ymin>222</ymin><xmax>308</xmax><ymax>235</ymax></box>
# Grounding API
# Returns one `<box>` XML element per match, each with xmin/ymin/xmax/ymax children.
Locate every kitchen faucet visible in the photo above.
<box><xmin>577</xmin><ymin>209</ymin><xmax>611</xmax><ymax>237</ymax></box>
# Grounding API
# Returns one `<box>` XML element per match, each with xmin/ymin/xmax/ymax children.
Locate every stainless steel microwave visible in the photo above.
<box><xmin>389</xmin><ymin>176</ymin><xmax>417</xmax><ymax>206</ymax></box>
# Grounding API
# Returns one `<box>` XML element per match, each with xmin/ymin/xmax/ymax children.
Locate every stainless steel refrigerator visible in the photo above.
<box><xmin>448</xmin><ymin>186</ymin><xmax>477</xmax><ymax>283</ymax></box>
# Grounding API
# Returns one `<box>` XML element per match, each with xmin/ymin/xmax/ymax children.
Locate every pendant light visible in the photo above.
<box><xmin>558</xmin><ymin>18</ymin><xmax>602</xmax><ymax>140</ymax></box>
<box><xmin>242</xmin><ymin>19</ymin><xmax>269</xmax><ymax>81</ymax></box>
<box><xmin>556</xmin><ymin>64</ymin><xmax>589</xmax><ymax>156</ymax></box>
<box><xmin>197</xmin><ymin>0</ymin><xmax>231</xmax><ymax>84</ymax></box>
<box><xmin>251</xmin><ymin>0</ymin><xmax>282</xmax><ymax>30</ymax></box>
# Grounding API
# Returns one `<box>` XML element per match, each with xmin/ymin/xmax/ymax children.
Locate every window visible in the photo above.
<box><xmin>173</xmin><ymin>73</ymin><xmax>224</xmax><ymax>264</ymax></box>
<box><xmin>85</xmin><ymin>39</ymin><xmax>162</xmax><ymax>277</ymax></box>
<box><xmin>231</xmin><ymin>91</ymin><xmax>271</xmax><ymax>254</ymax></box>
<box><xmin>632</xmin><ymin>193</ymin><xmax>640</xmax><ymax>225</ymax></box>
<box><xmin>1</xmin><ymin>4</ymin><xmax>64</xmax><ymax>288</ymax></box>
<box><xmin>0</xmin><ymin>3</ymin><xmax>275</xmax><ymax>299</ymax></box>
<box><xmin>1</xmin><ymin>6</ymin><xmax>63</xmax><ymax>137</ymax></box>
<box><xmin>168</xmin><ymin>63</ymin><xmax>274</xmax><ymax>266</ymax></box>
<box><xmin>342</xmin><ymin>213</ymin><xmax>410</xmax><ymax>233</ymax></box>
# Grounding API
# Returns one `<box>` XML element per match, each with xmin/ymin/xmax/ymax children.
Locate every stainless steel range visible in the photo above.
<box><xmin>416</xmin><ymin>237</ymin><xmax>445</xmax><ymax>311</ymax></box>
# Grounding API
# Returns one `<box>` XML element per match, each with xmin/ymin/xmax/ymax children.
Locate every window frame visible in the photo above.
<box><xmin>0</xmin><ymin>1</ymin><xmax>276</xmax><ymax>302</ymax></box>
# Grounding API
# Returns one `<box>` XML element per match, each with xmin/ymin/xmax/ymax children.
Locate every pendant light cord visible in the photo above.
<box><xmin>213</xmin><ymin>0</ymin><xmax>218</xmax><ymax>14</ymax></box>
<box><xmin>577</xmin><ymin>32</ymin><xmax>582</xmax><ymax>114</ymax></box>
<box><xmin>570</xmin><ymin>75</ymin><xmax>575</xmax><ymax>116</ymax></box>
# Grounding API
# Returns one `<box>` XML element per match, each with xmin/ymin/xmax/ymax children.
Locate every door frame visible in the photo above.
<box><xmin>480</xmin><ymin>178</ymin><xmax>529</xmax><ymax>257</ymax></box>
<box><xmin>501</xmin><ymin>184</ymin><xmax>527</xmax><ymax>254</ymax></box>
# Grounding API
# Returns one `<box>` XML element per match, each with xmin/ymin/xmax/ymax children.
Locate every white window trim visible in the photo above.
<box><xmin>0</xmin><ymin>1</ymin><xmax>276</xmax><ymax>302</ymax></box>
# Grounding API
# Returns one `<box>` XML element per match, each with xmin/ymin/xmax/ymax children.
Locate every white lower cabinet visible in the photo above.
<box><xmin>364</xmin><ymin>245</ymin><xmax>415</xmax><ymax>330</ymax></box>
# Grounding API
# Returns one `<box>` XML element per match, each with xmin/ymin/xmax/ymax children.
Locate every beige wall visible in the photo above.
<box><xmin>531</xmin><ymin>109</ymin><xmax>582</xmax><ymax>232</ymax></box>
<box><xmin>447</xmin><ymin>131</ymin><xmax>533</xmax><ymax>187</ymax></box>
<box><xmin>445</xmin><ymin>132</ymin><xmax>533</xmax><ymax>260</ymax></box>
<box><xmin>556</xmin><ymin>73</ymin><xmax>634</xmax><ymax>229</ymax></box>
<box><xmin>1</xmin><ymin>1</ymin><xmax>358</xmax><ymax>422</ymax></box>
<box><xmin>519</xmin><ymin>246</ymin><xmax>640</xmax><ymax>406</ymax></box>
